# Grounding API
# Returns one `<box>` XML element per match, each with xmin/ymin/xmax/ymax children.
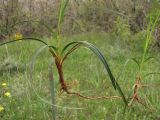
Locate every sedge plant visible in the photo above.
<box><xmin>127</xmin><ymin>10</ymin><xmax>160</xmax><ymax>107</ymax></box>
<box><xmin>0</xmin><ymin>0</ymin><xmax>128</xmax><ymax>116</ymax></box>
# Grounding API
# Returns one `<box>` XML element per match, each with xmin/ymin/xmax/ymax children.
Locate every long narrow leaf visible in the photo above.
<box><xmin>131</xmin><ymin>58</ymin><xmax>140</xmax><ymax>70</ymax></box>
<box><xmin>61</xmin><ymin>41</ymin><xmax>127</xmax><ymax>105</ymax></box>
<box><xmin>61</xmin><ymin>41</ymin><xmax>78</xmax><ymax>54</ymax></box>
<box><xmin>29</xmin><ymin>45</ymin><xmax>57</xmax><ymax>111</ymax></box>
<box><xmin>0</xmin><ymin>38</ymin><xmax>57</xmax><ymax>51</ymax></box>
<box><xmin>80</xmin><ymin>41</ymin><xmax>127</xmax><ymax>105</ymax></box>
<box><xmin>62</xmin><ymin>41</ymin><xmax>117</xmax><ymax>88</ymax></box>
<box><xmin>144</xmin><ymin>56</ymin><xmax>155</xmax><ymax>63</ymax></box>
<box><xmin>143</xmin><ymin>72</ymin><xmax>160</xmax><ymax>78</ymax></box>
<box><xmin>58</xmin><ymin>0</ymin><xmax>69</xmax><ymax>26</ymax></box>
<box><xmin>62</xmin><ymin>43</ymin><xmax>82</xmax><ymax>62</ymax></box>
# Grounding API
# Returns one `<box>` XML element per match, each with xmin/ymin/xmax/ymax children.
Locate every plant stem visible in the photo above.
<box><xmin>49</xmin><ymin>61</ymin><xmax>56</xmax><ymax>120</ymax></box>
<box><xmin>5</xmin><ymin>44</ymin><xmax>9</xmax><ymax>57</ymax></box>
<box><xmin>139</xmin><ymin>11</ymin><xmax>160</xmax><ymax>74</ymax></box>
<box><xmin>55</xmin><ymin>57</ymin><xmax>68</xmax><ymax>92</ymax></box>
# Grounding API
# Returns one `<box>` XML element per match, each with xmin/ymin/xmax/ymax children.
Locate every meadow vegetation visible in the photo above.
<box><xmin>0</xmin><ymin>0</ymin><xmax>160</xmax><ymax>120</ymax></box>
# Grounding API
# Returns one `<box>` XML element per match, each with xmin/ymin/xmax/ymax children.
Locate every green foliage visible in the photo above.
<box><xmin>112</xmin><ymin>17</ymin><xmax>132</xmax><ymax>43</ymax></box>
<box><xmin>148</xmin><ymin>1</ymin><xmax>160</xmax><ymax>50</ymax></box>
<box><xmin>0</xmin><ymin>0</ymin><xmax>128</xmax><ymax>119</ymax></box>
<box><xmin>0</xmin><ymin>0</ymin><xmax>160</xmax><ymax>119</ymax></box>
<box><xmin>0</xmin><ymin>56</ymin><xmax>25</xmax><ymax>74</ymax></box>
<box><xmin>139</xmin><ymin>9</ymin><xmax>160</xmax><ymax>72</ymax></box>
<box><xmin>58</xmin><ymin>0</ymin><xmax>69</xmax><ymax>29</ymax></box>
<box><xmin>0</xmin><ymin>0</ymin><xmax>159</xmax><ymax>43</ymax></box>
<box><xmin>0</xmin><ymin>35</ymin><xmax>160</xmax><ymax>119</ymax></box>
<box><xmin>0</xmin><ymin>0</ymin><xmax>25</xmax><ymax>38</ymax></box>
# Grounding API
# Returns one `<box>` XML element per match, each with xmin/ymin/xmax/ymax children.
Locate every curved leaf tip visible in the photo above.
<box><xmin>61</xmin><ymin>41</ymin><xmax>127</xmax><ymax>105</ymax></box>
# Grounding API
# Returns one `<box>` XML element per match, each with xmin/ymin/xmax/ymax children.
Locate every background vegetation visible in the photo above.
<box><xmin>0</xmin><ymin>0</ymin><xmax>160</xmax><ymax>47</ymax></box>
<box><xmin>0</xmin><ymin>0</ymin><xmax>160</xmax><ymax>119</ymax></box>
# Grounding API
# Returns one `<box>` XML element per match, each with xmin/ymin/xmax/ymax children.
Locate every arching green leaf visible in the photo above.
<box><xmin>0</xmin><ymin>37</ymin><xmax>57</xmax><ymax>51</ymax></box>
<box><xmin>61</xmin><ymin>41</ymin><xmax>127</xmax><ymax>105</ymax></box>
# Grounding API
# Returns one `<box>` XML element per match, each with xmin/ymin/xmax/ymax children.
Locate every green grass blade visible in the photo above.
<box><xmin>79</xmin><ymin>41</ymin><xmax>127</xmax><ymax>105</ymax></box>
<box><xmin>143</xmin><ymin>72</ymin><xmax>160</xmax><ymax>79</ymax></box>
<box><xmin>116</xmin><ymin>59</ymin><xmax>131</xmax><ymax>80</ymax></box>
<box><xmin>49</xmin><ymin>60</ymin><xmax>56</xmax><ymax>120</ymax></box>
<box><xmin>58</xmin><ymin>0</ymin><xmax>69</xmax><ymax>26</ymax></box>
<box><xmin>80</xmin><ymin>41</ymin><xmax>117</xmax><ymax>87</ymax></box>
<box><xmin>131</xmin><ymin>58</ymin><xmax>140</xmax><ymax>70</ymax></box>
<box><xmin>29</xmin><ymin>46</ymin><xmax>50</xmax><ymax>100</ymax></box>
<box><xmin>48</xmin><ymin>45</ymin><xmax>58</xmax><ymax>52</ymax></box>
<box><xmin>30</xmin><ymin>45</ymin><xmax>48</xmax><ymax>79</ymax></box>
<box><xmin>61</xmin><ymin>43</ymin><xmax>81</xmax><ymax>62</ymax></box>
<box><xmin>62</xmin><ymin>41</ymin><xmax>117</xmax><ymax>89</ymax></box>
<box><xmin>61</xmin><ymin>41</ymin><xmax>78</xmax><ymax>54</ymax></box>
<box><xmin>140</xmin><ymin>11</ymin><xmax>160</xmax><ymax>71</ymax></box>
<box><xmin>0</xmin><ymin>38</ymin><xmax>57</xmax><ymax>50</ymax></box>
<box><xmin>61</xmin><ymin>41</ymin><xmax>127</xmax><ymax>105</ymax></box>
<box><xmin>144</xmin><ymin>57</ymin><xmax>155</xmax><ymax>63</ymax></box>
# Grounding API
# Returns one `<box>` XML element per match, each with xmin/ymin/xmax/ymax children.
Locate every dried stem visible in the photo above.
<box><xmin>128</xmin><ymin>76</ymin><xmax>147</xmax><ymax>107</ymax></box>
<box><xmin>66</xmin><ymin>91</ymin><xmax>122</xmax><ymax>100</ymax></box>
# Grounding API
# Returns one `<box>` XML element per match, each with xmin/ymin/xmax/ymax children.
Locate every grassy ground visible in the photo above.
<box><xmin>0</xmin><ymin>32</ymin><xmax>160</xmax><ymax>120</ymax></box>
